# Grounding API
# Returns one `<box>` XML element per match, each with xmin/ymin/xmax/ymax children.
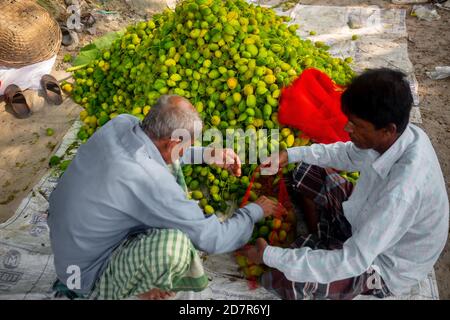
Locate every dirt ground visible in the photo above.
<box><xmin>0</xmin><ymin>0</ymin><xmax>449</xmax><ymax>298</ymax></box>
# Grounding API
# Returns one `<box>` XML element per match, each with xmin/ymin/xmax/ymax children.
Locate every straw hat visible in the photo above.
<box><xmin>0</xmin><ymin>0</ymin><xmax>62</xmax><ymax>68</ymax></box>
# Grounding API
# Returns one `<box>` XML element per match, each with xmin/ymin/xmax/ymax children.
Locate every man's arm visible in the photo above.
<box><xmin>126</xmin><ymin>170</ymin><xmax>267</xmax><ymax>254</ymax></box>
<box><xmin>286</xmin><ymin>141</ymin><xmax>374</xmax><ymax>172</ymax></box>
<box><xmin>261</xmin><ymin>192</ymin><xmax>417</xmax><ymax>284</ymax></box>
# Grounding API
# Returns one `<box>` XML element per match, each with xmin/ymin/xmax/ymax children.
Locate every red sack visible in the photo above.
<box><xmin>278</xmin><ymin>68</ymin><xmax>350</xmax><ymax>144</ymax></box>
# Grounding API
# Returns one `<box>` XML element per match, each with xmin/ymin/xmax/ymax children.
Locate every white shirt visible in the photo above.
<box><xmin>263</xmin><ymin>124</ymin><xmax>449</xmax><ymax>295</ymax></box>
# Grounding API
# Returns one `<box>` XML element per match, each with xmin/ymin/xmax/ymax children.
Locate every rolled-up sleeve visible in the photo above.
<box><xmin>263</xmin><ymin>193</ymin><xmax>416</xmax><ymax>284</ymax></box>
<box><xmin>124</xmin><ymin>171</ymin><xmax>263</xmax><ymax>254</ymax></box>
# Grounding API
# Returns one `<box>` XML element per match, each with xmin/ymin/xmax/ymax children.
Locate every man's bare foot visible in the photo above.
<box><xmin>138</xmin><ymin>288</ymin><xmax>176</xmax><ymax>300</ymax></box>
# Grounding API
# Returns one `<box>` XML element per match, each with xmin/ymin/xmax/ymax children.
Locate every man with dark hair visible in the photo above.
<box><xmin>249</xmin><ymin>68</ymin><xmax>449</xmax><ymax>300</ymax></box>
<box><xmin>341</xmin><ymin>68</ymin><xmax>413</xmax><ymax>146</ymax></box>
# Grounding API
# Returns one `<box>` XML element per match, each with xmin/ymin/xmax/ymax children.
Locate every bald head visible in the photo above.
<box><xmin>141</xmin><ymin>94</ymin><xmax>202</xmax><ymax>140</ymax></box>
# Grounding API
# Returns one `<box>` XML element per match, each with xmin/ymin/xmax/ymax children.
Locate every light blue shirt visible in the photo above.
<box><xmin>48</xmin><ymin>114</ymin><xmax>263</xmax><ymax>294</ymax></box>
<box><xmin>263</xmin><ymin>124</ymin><xmax>449</xmax><ymax>295</ymax></box>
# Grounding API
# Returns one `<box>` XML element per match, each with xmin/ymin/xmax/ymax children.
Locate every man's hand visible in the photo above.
<box><xmin>205</xmin><ymin>148</ymin><xmax>242</xmax><ymax>177</ymax></box>
<box><xmin>241</xmin><ymin>238</ymin><xmax>268</xmax><ymax>265</ymax></box>
<box><xmin>260</xmin><ymin>150</ymin><xmax>289</xmax><ymax>174</ymax></box>
<box><xmin>254</xmin><ymin>196</ymin><xmax>279</xmax><ymax>218</ymax></box>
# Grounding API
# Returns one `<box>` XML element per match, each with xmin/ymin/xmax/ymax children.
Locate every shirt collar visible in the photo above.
<box><xmin>371</xmin><ymin>124</ymin><xmax>414</xmax><ymax>179</ymax></box>
<box><xmin>133</xmin><ymin>122</ymin><xmax>169</xmax><ymax>170</ymax></box>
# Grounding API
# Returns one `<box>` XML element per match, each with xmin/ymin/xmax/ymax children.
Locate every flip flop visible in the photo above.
<box><xmin>4</xmin><ymin>84</ymin><xmax>32</xmax><ymax>119</ymax></box>
<box><xmin>41</xmin><ymin>74</ymin><xmax>63</xmax><ymax>105</ymax></box>
<box><xmin>60</xmin><ymin>24</ymin><xmax>74</xmax><ymax>46</ymax></box>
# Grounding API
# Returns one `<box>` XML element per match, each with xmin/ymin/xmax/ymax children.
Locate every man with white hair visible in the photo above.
<box><xmin>48</xmin><ymin>95</ymin><xmax>278</xmax><ymax>300</ymax></box>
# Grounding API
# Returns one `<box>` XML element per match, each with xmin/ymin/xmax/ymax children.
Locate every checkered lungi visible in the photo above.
<box><xmin>89</xmin><ymin>228</ymin><xmax>209</xmax><ymax>300</ymax></box>
<box><xmin>261</xmin><ymin>162</ymin><xmax>392</xmax><ymax>300</ymax></box>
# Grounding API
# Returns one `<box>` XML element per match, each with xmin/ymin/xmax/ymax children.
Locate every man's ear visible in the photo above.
<box><xmin>167</xmin><ymin>139</ymin><xmax>181</xmax><ymax>154</ymax></box>
<box><xmin>178</xmin><ymin>139</ymin><xmax>192</xmax><ymax>157</ymax></box>
<box><xmin>162</xmin><ymin>139</ymin><xmax>176</xmax><ymax>152</ymax></box>
<box><xmin>162</xmin><ymin>139</ymin><xmax>181</xmax><ymax>164</ymax></box>
<box><xmin>168</xmin><ymin>139</ymin><xmax>180</xmax><ymax>148</ymax></box>
<box><xmin>385</xmin><ymin>123</ymin><xmax>397</xmax><ymax>136</ymax></box>
<box><xmin>166</xmin><ymin>138</ymin><xmax>185</xmax><ymax>160</ymax></box>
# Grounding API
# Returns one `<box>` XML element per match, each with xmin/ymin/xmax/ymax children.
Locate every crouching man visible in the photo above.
<box><xmin>245</xmin><ymin>68</ymin><xmax>449</xmax><ymax>300</ymax></box>
<box><xmin>48</xmin><ymin>95</ymin><xmax>278</xmax><ymax>299</ymax></box>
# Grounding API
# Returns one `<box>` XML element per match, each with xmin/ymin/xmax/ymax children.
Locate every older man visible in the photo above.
<box><xmin>48</xmin><ymin>95</ymin><xmax>278</xmax><ymax>300</ymax></box>
<box><xmin>249</xmin><ymin>68</ymin><xmax>449</xmax><ymax>300</ymax></box>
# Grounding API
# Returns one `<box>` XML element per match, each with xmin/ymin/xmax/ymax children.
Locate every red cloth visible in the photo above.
<box><xmin>278</xmin><ymin>68</ymin><xmax>350</xmax><ymax>144</ymax></box>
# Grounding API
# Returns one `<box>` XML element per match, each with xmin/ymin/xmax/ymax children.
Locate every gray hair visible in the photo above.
<box><xmin>141</xmin><ymin>94</ymin><xmax>202</xmax><ymax>140</ymax></box>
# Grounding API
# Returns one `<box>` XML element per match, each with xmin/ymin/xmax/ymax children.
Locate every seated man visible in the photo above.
<box><xmin>48</xmin><ymin>95</ymin><xmax>278</xmax><ymax>300</ymax></box>
<box><xmin>247</xmin><ymin>68</ymin><xmax>449</xmax><ymax>300</ymax></box>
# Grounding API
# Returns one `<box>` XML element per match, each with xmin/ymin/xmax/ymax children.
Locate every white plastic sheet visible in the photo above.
<box><xmin>427</xmin><ymin>66</ymin><xmax>450</xmax><ymax>80</ymax></box>
<box><xmin>412</xmin><ymin>5</ymin><xmax>441</xmax><ymax>22</ymax></box>
<box><xmin>0</xmin><ymin>56</ymin><xmax>57</xmax><ymax>96</ymax></box>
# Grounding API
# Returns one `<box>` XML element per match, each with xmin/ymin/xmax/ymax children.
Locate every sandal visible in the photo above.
<box><xmin>41</xmin><ymin>74</ymin><xmax>63</xmax><ymax>105</ymax></box>
<box><xmin>60</xmin><ymin>24</ymin><xmax>74</xmax><ymax>46</ymax></box>
<box><xmin>4</xmin><ymin>84</ymin><xmax>32</xmax><ymax>119</ymax></box>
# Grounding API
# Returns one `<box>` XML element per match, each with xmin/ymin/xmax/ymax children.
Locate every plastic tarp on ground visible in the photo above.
<box><xmin>0</xmin><ymin>4</ymin><xmax>436</xmax><ymax>300</ymax></box>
